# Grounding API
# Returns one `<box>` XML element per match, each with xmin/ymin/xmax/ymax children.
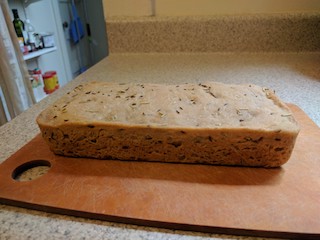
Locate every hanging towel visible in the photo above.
<box><xmin>69</xmin><ymin>1</ymin><xmax>84</xmax><ymax>44</ymax></box>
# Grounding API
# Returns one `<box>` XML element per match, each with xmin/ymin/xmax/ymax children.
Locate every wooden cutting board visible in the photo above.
<box><xmin>0</xmin><ymin>104</ymin><xmax>319</xmax><ymax>239</ymax></box>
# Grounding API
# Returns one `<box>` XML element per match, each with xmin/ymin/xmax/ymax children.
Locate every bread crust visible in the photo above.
<box><xmin>37</xmin><ymin>82</ymin><xmax>300</xmax><ymax>167</ymax></box>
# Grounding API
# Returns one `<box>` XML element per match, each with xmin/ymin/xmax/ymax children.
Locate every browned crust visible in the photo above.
<box><xmin>37</xmin><ymin>82</ymin><xmax>300</xmax><ymax>167</ymax></box>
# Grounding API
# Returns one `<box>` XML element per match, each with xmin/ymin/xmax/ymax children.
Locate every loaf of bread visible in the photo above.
<box><xmin>37</xmin><ymin>81</ymin><xmax>300</xmax><ymax>167</ymax></box>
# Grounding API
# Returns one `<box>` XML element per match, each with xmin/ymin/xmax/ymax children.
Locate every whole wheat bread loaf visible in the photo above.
<box><xmin>37</xmin><ymin>81</ymin><xmax>300</xmax><ymax>167</ymax></box>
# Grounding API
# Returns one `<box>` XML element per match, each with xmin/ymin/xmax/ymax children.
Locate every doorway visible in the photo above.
<box><xmin>58</xmin><ymin>0</ymin><xmax>108</xmax><ymax>78</ymax></box>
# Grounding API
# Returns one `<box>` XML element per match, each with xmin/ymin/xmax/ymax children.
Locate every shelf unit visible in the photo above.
<box><xmin>23</xmin><ymin>46</ymin><xmax>58</xmax><ymax>103</ymax></box>
<box><xmin>23</xmin><ymin>46</ymin><xmax>57</xmax><ymax>61</ymax></box>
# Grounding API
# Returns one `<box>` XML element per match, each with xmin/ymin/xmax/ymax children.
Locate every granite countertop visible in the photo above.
<box><xmin>1</xmin><ymin>52</ymin><xmax>320</xmax><ymax>239</ymax></box>
<box><xmin>106</xmin><ymin>13</ymin><xmax>320</xmax><ymax>53</ymax></box>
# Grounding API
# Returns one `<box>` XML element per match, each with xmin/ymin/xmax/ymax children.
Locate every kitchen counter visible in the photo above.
<box><xmin>1</xmin><ymin>52</ymin><xmax>319</xmax><ymax>239</ymax></box>
<box><xmin>106</xmin><ymin>13</ymin><xmax>320</xmax><ymax>53</ymax></box>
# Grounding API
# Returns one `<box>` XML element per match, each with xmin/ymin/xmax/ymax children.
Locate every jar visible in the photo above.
<box><xmin>43</xmin><ymin>71</ymin><xmax>59</xmax><ymax>94</ymax></box>
<box><xmin>32</xmin><ymin>68</ymin><xmax>43</xmax><ymax>88</ymax></box>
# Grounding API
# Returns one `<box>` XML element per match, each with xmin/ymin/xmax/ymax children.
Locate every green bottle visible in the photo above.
<box><xmin>12</xmin><ymin>9</ymin><xmax>25</xmax><ymax>42</ymax></box>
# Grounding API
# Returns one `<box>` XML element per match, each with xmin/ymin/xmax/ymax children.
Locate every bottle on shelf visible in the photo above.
<box><xmin>25</xmin><ymin>19</ymin><xmax>36</xmax><ymax>52</ymax></box>
<box><xmin>12</xmin><ymin>9</ymin><xmax>27</xmax><ymax>44</ymax></box>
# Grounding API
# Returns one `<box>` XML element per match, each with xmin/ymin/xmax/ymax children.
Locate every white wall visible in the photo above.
<box><xmin>103</xmin><ymin>0</ymin><xmax>320</xmax><ymax>17</ymax></box>
<box><xmin>103</xmin><ymin>0</ymin><xmax>151</xmax><ymax>17</ymax></box>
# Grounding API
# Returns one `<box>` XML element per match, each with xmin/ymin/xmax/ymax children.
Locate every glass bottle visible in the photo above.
<box><xmin>12</xmin><ymin>9</ymin><xmax>25</xmax><ymax>43</ymax></box>
<box><xmin>25</xmin><ymin>19</ymin><xmax>36</xmax><ymax>51</ymax></box>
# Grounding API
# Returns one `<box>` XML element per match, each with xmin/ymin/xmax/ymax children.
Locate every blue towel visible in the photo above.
<box><xmin>69</xmin><ymin>1</ymin><xmax>84</xmax><ymax>44</ymax></box>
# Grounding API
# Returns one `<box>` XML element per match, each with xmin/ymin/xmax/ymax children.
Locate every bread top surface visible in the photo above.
<box><xmin>37</xmin><ymin>81</ymin><xmax>300</xmax><ymax>132</ymax></box>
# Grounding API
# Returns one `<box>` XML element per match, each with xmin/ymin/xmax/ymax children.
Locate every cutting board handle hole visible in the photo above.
<box><xmin>12</xmin><ymin>160</ymin><xmax>51</xmax><ymax>182</ymax></box>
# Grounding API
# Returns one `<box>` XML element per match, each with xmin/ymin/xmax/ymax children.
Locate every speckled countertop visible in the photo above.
<box><xmin>0</xmin><ymin>52</ymin><xmax>319</xmax><ymax>239</ymax></box>
<box><xmin>106</xmin><ymin>13</ymin><xmax>320</xmax><ymax>53</ymax></box>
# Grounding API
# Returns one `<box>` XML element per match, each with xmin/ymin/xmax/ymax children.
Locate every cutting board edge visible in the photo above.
<box><xmin>0</xmin><ymin>197</ymin><xmax>319</xmax><ymax>240</ymax></box>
